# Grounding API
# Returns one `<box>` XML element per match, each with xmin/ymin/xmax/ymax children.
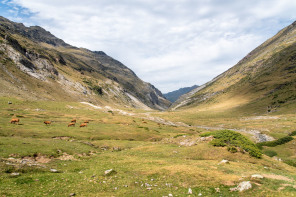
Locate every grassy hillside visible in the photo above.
<box><xmin>171</xmin><ymin>21</ymin><xmax>296</xmax><ymax>115</ymax></box>
<box><xmin>0</xmin><ymin>97</ymin><xmax>296</xmax><ymax>196</ymax></box>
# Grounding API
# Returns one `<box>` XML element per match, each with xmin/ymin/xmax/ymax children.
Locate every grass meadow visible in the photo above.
<box><xmin>0</xmin><ymin>97</ymin><xmax>296</xmax><ymax>196</ymax></box>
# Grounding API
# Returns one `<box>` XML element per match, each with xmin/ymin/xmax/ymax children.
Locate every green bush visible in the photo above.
<box><xmin>284</xmin><ymin>160</ymin><xmax>296</xmax><ymax>167</ymax></box>
<box><xmin>257</xmin><ymin>136</ymin><xmax>294</xmax><ymax>148</ymax></box>
<box><xmin>227</xmin><ymin>146</ymin><xmax>238</xmax><ymax>153</ymax></box>
<box><xmin>203</xmin><ymin>130</ymin><xmax>262</xmax><ymax>158</ymax></box>
<box><xmin>289</xmin><ymin>130</ymin><xmax>296</xmax><ymax>136</ymax></box>
<box><xmin>263</xmin><ymin>150</ymin><xmax>277</xmax><ymax>157</ymax></box>
<box><xmin>93</xmin><ymin>85</ymin><xmax>103</xmax><ymax>95</ymax></box>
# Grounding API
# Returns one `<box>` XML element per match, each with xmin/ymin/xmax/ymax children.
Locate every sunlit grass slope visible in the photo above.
<box><xmin>0</xmin><ymin>97</ymin><xmax>296</xmax><ymax>196</ymax></box>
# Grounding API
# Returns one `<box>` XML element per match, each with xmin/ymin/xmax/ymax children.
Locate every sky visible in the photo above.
<box><xmin>1</xmin><ymin>0</ymin><xmax>296</xmax><ymax>93</ymax></box>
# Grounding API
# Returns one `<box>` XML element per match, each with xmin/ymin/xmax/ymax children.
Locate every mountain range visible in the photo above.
<box><xmin>0</xmin><ymin>16</ymin><xmax>171</xmax><ymax>110</ymax></box>
<box><xmin>1</xmin><ymin>15</ymin><xmax>296</xmax><ymax>115</ymax></box>
<box><xmin>164</xmin><ymin>85</ymin><xmax>198</xmax><ymax>103</ymax></box>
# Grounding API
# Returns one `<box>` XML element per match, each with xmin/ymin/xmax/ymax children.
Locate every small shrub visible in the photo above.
<box><xmin>173</xmin><ymin>134</ymin><xmax>186</xmax><ymax>138</ymax></box>
<box><xmin>263</xmin><ymin>150</ymin><xmax>277</xmax><ymax>157</ymax></box>
<box><xmin>205</xmin><ymin>130</ymin><xmax>262</xmax><ymax>158</ymax></box>
<box><xmin>228</xmin><ymin>146</ymin><xmax>238</xmax><ymax>153</ymax></box>
<box><xmin>289</xmin><ymin>130</ymin><xmax>296</xmax><ymax>136</ymax></box>
<box><xmin>93</xmin><ymin>86</ymin><xmax>103</xmax><ymax>95</ymax></box>
<box><xmin>284</xmin><ymin>160</ymin><xmax>296</xmax><ymax>167</ymax></box>
<box><xmin>257</xmin><ymin>136</ymin><xmax>294</xmax><ymax>148</ymax></box>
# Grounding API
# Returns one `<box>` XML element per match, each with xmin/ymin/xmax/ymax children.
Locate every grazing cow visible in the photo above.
<box><xmin>71</xmin><ymin>119</ymin><xmax>76</xmax><ymax>123</ymax></box>
<box><xmin>10</xmin><ymin>118</ymin><xmax>20</xmax><ymax>124</ymax></box>
<box><xmin>80</xmin><ymin>123</ymin><xmax>87</xmax><ymax>127</ymax></box>
<box><xmin>68</xmin><ymin>122</ymin><xmax>75</xmax><ymax>127</ymax></box>
<box><xmin>44</xmin><ymin>121</ymin><xmax>51</xmax><ymax>126</ymax></box>
<box><xmin>84</xmin><ymin>120</ymin><xmax>89</xmax><ymax>123</ymax></box>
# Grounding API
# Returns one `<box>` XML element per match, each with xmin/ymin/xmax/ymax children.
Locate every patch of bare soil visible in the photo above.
<box><xmin>262</xmin><ymin>174</ymin><xmax>294</xmax><ymax>182</ymax></box>
<box><xmin>52</xmin><ymin>136</ymin><xmax>72</xmax><ymax>140</ymax></box>
<box><xmin>161</xmin><ymin>135</ymin><xmax>214</xmax><ymax>146</ymax></box>
<box><xmin>57</xmin><ymin>153</ymin><xmax>76</xmax><ymax>161</ymax></box>
<box><xmin>277</xmin><ymin>184</ymin><xmax>296</xmax><ymax>191</ymax></box>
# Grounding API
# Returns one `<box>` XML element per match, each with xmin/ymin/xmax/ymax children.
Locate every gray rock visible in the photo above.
<box><xmin>50</xmin><ymin>169</ymin><xmax>59</xmax><ymax>173</ymax></box>
<box><xmin>104</xmin><ymin>169</ymin><xmax>116</xmax><ymax>176</ymax></box>
<box><xmin>11</xmin><ymin>172</ymin><xmax>20</xmax><ymax>176</ymax></box>
<box><xmin>218</xmin><ymin>159</ymin><xmax>229</xmax><ymax>165</ymax></box>
<box><xmin>231</xmin><ymin>181</ymin><xmax>252</xmax><ymax>192</ymax></box>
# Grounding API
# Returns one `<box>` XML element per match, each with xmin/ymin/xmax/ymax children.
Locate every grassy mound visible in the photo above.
<box><xmin>201</xmin><ymin>130</ymin><xmax>262</xmax><ymax>158</ymax></box>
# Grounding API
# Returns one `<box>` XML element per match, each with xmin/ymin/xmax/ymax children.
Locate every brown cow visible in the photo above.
<box><xmin>84</xmin><ymin>120</ymin><xmax>89</xmax><ymax>123</ymax></box>
<box><xmin>68</xmin><ymin>122</ymin><xmax>75</xmax><ymax>127</ymax></box>
<box><xmin>44</xmin><ymin>121</ymin><xmax>51</xmax><ymax>126</ymax></box>
<box><xmin>80</xmin><ymin>123</ymin><xmax>87</xmax><ymax>127</ymax></box>
<box><xmin>71</xmin><ymin>119</ymin><xmax>76</xmax><ymax>123</ymax></box>
<box><xmin>10</xmin><ymin>118</ymin><xmax>20</xmax><ymax>124</ymax></box>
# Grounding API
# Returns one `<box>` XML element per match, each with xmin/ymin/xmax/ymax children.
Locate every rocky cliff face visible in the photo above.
<box><xmin>171</xmin><ymin>21</ymin><xmax>296</xmax><ymax>114</ymax></box>
<box><xmin>0</xmin><ymin>16</ymin><xmax>170</xmax><ymax>110</ymax></box>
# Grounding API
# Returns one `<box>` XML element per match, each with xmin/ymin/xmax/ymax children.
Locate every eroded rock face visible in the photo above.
<box><xmin>3</xmin><ymin>44</ymin><xmax>58</xmax><ymax>81</ymax></box>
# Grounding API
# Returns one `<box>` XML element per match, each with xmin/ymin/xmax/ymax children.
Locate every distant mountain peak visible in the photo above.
<box><xmin>164</xmin><ymin>85</ymin><xmax>198</xmax><ymax>103</ymax></box>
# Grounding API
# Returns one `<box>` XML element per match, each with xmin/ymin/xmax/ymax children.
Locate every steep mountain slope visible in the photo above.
<box><xmin>0</xmin><ymin>16</ymin><xmax>170</xmax><ymax>110</ymax></box>
<box><xmin>171</xmin><ymin>21</ymin><xmax>296</xmax><ymax>114</ymax></box>
<box><xmin>164</xmin><ymin>85</ymin><xmax>198</xmax><ymax>102</ymax></box>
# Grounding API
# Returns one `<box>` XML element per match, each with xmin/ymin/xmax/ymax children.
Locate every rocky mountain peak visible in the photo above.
<box><xmin>0</xmin><ymin>16</ymin><xmax>69</xmax><ymax>47</ymax></box>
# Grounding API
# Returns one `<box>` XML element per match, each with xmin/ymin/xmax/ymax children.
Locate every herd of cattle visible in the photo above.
<box><xmin>10</xmin><ymin>118</ymin><xmax>89</xmax><ymax>127</ymax></box>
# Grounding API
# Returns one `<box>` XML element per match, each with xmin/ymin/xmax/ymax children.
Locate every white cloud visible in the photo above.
<box><xmin>4</xmin><ymin>0</ymin><xmax>296</xmax><ymax>92</ymax></box>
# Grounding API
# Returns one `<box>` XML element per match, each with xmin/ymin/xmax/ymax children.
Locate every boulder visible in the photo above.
<box><xmin>50</xmin><ymin>169</ymin><xmax>59</xmax><ymax>173</ymax></box>
<box><xmin>218</xmin><ymin>159</ymin><xmax>229</xmax><ymax>165</ymax></box>
<box><xmin>11</xmin><ymin>172</ymin><xmax>20</xmax><ymax>176</ymax></box>
<box><xmin>230</xmin><ymin>181</ymin><xmax>252</xmax><ymax>192</ymax></box>
<box><xmin>104</xmin><ymin>169</ymin><xmax>116</xmax><ymax>176</ymax></box>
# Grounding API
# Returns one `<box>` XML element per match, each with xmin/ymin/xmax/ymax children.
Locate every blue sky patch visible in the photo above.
<box><xmin>0</xmin><ymin>0</ymin><xmax>34</xmax><ymax>22</ymax></box>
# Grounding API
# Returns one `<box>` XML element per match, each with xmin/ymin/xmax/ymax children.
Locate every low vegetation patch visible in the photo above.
<box><xmin>288</xmin><ymin>130</ymin><xmax>296</xmax><ymax>136</ymax></box>
<box><xmin>263</xmin><ymin>150</ymin><xmax>278</xmax><ymax>157</ymax></box>
<box><xmin>201</xmin><ymin>130</ymin><xmax>262</xmax><ymax>158</ymax></box>
<box><xmin>284</xmin><ymin>160</ymin><xmax>296</xmax><ymax>167</ymax></box>
<box><xmin>82</xmin><ymin>78</ymin><xmax>103</xmax><ymax>95</ymax></box>
<box><xmin>257</xmin><ymin>136</ymin><xmax>294</xmax><ymax>148</ymax></box>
